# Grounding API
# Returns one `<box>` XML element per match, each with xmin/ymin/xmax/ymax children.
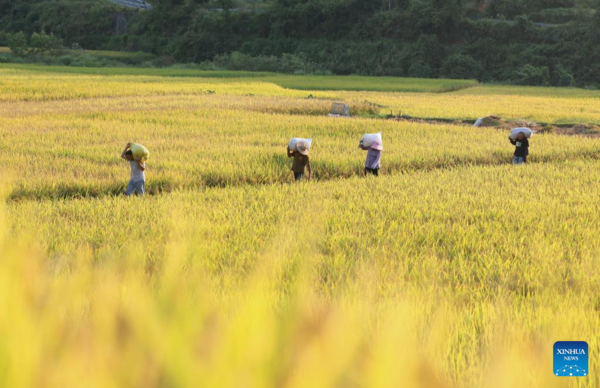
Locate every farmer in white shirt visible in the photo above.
<box><xmin>121</xmin><ymin>142</ymin><xmax>146</xmax><ymax>196</ymax></box>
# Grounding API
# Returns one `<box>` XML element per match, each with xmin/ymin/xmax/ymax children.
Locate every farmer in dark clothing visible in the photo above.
<box><xmin>509</xmin><ymin>132</ymin><xmax>529</xmax><ymax>165</ymax></box>
<box><xmin>287</xmin><ymin>141</ymin><xmax>312</xmax><ymax>181</ymax></box>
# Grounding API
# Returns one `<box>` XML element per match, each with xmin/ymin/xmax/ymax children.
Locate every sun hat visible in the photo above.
<box><xmin>371</xmin><ymin>142</ymin><xmax>383</xmax><ymax>151</ymax></box>
<box><xmin>296</xmin><ymin>141</ymin><xmax>310</xmax><ymax>155</ymax></box>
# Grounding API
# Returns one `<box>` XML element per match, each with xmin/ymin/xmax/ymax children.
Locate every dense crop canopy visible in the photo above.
<box><xmin>1</xmin><ymin>67</ymin><xmax>600</xmax><ymax>387</ymax></box>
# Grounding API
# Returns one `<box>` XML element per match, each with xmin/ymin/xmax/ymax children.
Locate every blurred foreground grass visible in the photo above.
<box><xmin>1</xmin><ymin>64</ymin><xmax>599</xmax><ymax>387</ymax></box>
<box><xmin>3</xmin><ymin>163</ymin><xmax>600</xmax><ymax>387</ymax></box>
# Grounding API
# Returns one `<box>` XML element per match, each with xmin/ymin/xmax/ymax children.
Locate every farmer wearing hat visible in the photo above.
<box><xmin>287</xmin><ymin>141</ymin><xmax>312</xmax><ymax>181</ymax></box>
<box><xmin>121</xmin><ymin>142</ymin><xmax>146</xmax><ymax>196</ymax></box>
<box><xmin>362</xmin><ymin>141</ymin><xmax>382</xmax><ymax>176</ymax></box>
<box><xmin>509</xmin><ymin>131</ymin><xmax>529</xmax><ymax>165</ymax></box>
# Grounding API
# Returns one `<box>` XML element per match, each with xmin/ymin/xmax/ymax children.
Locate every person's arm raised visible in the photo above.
<box><xmin>121</xmin><ymin>143</ymin><xmax>131</xmax><ymax>159</ymax></box>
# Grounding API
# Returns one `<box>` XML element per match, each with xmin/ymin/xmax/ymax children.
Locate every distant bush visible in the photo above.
<box><xmin>29</xmin><ymin>33</ymin><xmax>64</xmax><ymax>55</ymax></box>
<box><xmin>145</xmin><ymin>56</ymin><xmax>177</xmax><ymax>68</ymax></box>
<box><xmin>412</xmin><ymin>34</ymin><xmax>445</xmax><ymax>70</ymax></box>
<box><xmin>407</xmin><ymin>60</ymin><xmax>435</xmax><ymax>78</ymax></box>
<box><xmin>7</xmin><ymin>32</ymin><xmax>64</xmax><ymax>57</ymax></box>
<box><xmin>512</xmin><ymin>64</ymin><xmax>551</xmax><ymax>86</ymax></box>
<box><xmin>61</xmin><ymin>54</ymin><xmax>111</xmax><ymax>67</ymax></box>
<box><xmin>7</xmin><ymin>32</ymin><xmax>28</xmax><ymax>57</ymax></box>
<box><xmin>552</xmin><ymin>64</ymin><xmax>575</xmax><ymax>87</ymax></box>
<box><xmin>0</xmin><ymin>50</ymin><xmax>124</xmax><ymax>68</ymax></box>
<box><xmin>211</xmin><ymin>52</ymin><xmax>322</xmax><ymax>74</ymax></box>
<box><xmin>441</xmin><ymin>54</ymin><xmax>482</xmax><ymax>80</ymax></box>
<box><xmin>532</xmin><ymin>8</ymin><xmax>580</xmax><ymax>24</ymax></box>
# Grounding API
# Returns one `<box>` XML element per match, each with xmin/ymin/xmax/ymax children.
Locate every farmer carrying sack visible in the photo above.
<box><xmin>130</xmin><ymin>143</ymin><xmax>150</xmax><ymax>162</ymax></box>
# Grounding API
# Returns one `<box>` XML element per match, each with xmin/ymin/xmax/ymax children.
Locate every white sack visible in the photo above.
<box><xmin>360</xmin><ymin>133</ymin><xmax>383</xmax><ymax>149</ymax></box>
<box><xmin>510</xmin><ymin>128</ymin><xmax>533</xmax><ymax>140</ymax></box>
<box><xmin>288</xmin><ymin>138</ymin><xmax>313</xmax><ymax>151</ymax></box>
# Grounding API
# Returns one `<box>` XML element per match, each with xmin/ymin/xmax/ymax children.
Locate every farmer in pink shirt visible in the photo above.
<box><xmin>362</xmin><ymin>141</ymin><xmax>382</xmax><ymax>176</ymax></box>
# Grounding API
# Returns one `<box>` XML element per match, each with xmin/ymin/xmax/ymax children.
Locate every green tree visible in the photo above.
<box><xmin>551</xmin><ymin>64</ymin><xmax>574</xmax><ymax>87</ymax></box>
<box><xmin>29</xmin><ymin>32</ymin><xmax>63</xmax><ymax>55</ymax></box>
<box><xmin>512</xmin><ymin>64</ymin><xmax>550</xmax><ymax>86</ymax></box>
<box><xmin>408</xmin><ymin>60</ymin><xmax>434</xmax><ymax>78</ymax></box>
<box><xmin>441</xmin><ymin>54</ymin><xmax>482</xmax><ymax>79</ymax></box>
<box><xmin>7</xmin><ymin>32</ymin><xmax>27</xmax><ymax>56</ymax></box>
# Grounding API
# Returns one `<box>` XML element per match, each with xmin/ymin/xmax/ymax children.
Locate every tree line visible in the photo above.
<box><xmin>1</xmin><ymin>0</ymin><xmax>600</xmax><ymax>87</ymax></box>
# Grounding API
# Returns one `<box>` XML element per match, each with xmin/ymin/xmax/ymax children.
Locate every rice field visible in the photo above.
<box><xmin>1</xmin><ymin>66</ymin><xmax>599</xmax><ymax>387</ymax></box>
<box><xmin>0</xmin><ymin>63</ymin><xmax>477</xmax><ymax>92</ymax></box>
<box><xmin>2</xmin><ymin>66</ymin><xmax>599</xmax><ymax>124</ymax></box>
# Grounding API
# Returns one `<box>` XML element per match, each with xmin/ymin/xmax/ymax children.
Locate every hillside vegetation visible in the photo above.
<box><xmin>1</xmin><ymin>0</ymin><xmax>600</xmax><ymax>87</ymax></box>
